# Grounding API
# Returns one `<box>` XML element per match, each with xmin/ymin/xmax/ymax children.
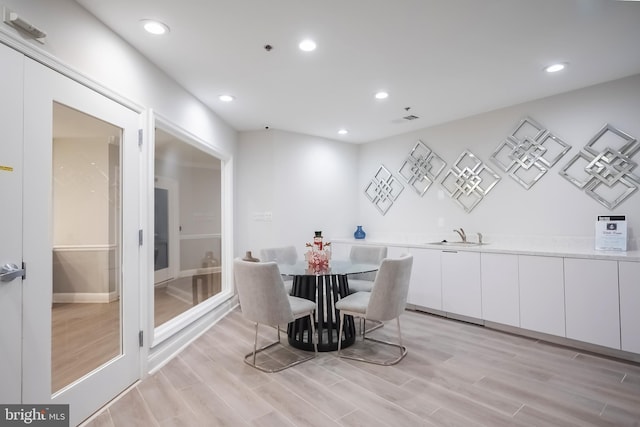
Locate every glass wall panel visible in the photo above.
<box><xmin>153</xmin><ymin>128</ymin><xmax>222</xmax><ymax>327</ymax></box>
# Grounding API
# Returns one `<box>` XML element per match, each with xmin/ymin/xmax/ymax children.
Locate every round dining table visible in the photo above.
<box><xmin>278</xmin><ymin>260</ymin><xmax>379</xmax><ymax>352</ymax></box>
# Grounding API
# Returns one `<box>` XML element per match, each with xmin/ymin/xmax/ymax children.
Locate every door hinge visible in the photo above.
<box><xmin>139</xmin><ymin>229</ymin><xmax>143</xmax><ymax>246</ymax></box>
<box><xmin>138</xmin><ymin>129</ymin><xmax>143</xmax><ymax>147</ymax></box>
<box><xmin>139</xmin><ymin>330</ymin><xmax>144</xmax><ymax>347</ymax></box>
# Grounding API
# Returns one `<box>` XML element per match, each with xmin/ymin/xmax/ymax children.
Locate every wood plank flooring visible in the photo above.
<box><xmin>52</xmin><ymin>302</ymin><xmax>120</xmax><ymax>392</ymax></box>
<box><xmin>52</xmin><ymin>288</ymin><xmax>198</xmax><ymax>391</ymax></box>
<box><xmin>82</xmin><ymin>308</ymin><xmax>640</xmax><ymax>426</ymax></box>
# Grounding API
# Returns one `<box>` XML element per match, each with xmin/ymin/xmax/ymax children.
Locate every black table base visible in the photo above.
<box><xmin>288</xmin><ymin>274</ymin><xmax>356</xmax><ymax>352</ymax></box>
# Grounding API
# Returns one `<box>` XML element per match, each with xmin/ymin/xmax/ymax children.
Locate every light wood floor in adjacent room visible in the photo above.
<box><xmin>83</xmin><ymin>308</ymin><xmax>640</xmax><ymax>427</ymax></box>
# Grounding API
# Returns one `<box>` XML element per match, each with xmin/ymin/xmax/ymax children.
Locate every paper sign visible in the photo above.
<box><xmin>595</xmin><ymin>216</ymin><xmax>627</xmax><ymax>251</ymax></box>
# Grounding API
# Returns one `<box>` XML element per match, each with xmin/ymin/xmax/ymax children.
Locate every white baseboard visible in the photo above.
<box><xmin>53</xmin><ymin>291</ymin><xmax>119</xmax><ymax>303</ymax></box>
<box><xmin>165</xmin><ymin>285</ymin><xmax>193</xmax><ymax>305</ymax></box>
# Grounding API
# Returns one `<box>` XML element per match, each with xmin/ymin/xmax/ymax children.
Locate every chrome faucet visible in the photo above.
<box><xmin>477</xmin><ymin>232</ymin><xmax>483</xmax><ymax>244</ymax></box>
<box><xmin>453</xmin><ymin>228</ymin><xmax>466</xmax><ymax>242</ymax></box>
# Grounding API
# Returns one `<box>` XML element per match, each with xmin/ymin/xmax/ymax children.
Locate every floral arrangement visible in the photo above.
<box><xmin>305</xmin><ymin>247</ymin><xmax>331</xmax><ymax>273</ymax></box>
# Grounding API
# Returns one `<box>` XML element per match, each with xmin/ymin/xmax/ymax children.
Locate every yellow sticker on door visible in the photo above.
<box><xmin>0</xmin><ymin>165</ymin><xmax>14</xmax><ymax>172</ymax></box>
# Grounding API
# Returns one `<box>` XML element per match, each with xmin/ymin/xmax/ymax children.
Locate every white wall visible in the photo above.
<box><xmin>1</xmin><ymin>0</ymin><xmax>236</xmax><ymax>156</ymax></box>
<box><xmin>236</xmin><ymin>129</ymin><xmax>359</xmax><ymax>257</ymax></box>
<box><xmin>357</xmin><ymin>74</ymin><xmax>640</xmax><ymax>248</ymax></box>
<box><xmin>53</xmin><ymin>137</ymin><xmax>111</xmax><ymax>245</ymax></box>
<box><xmin>237</xmin><ymin>75</ymin><xmax>640</xmax><ymax>252</ymax></box>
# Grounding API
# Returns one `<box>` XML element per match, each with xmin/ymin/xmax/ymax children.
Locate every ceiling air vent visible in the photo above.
<box><xmin>403</xmin><ymin>114</ymin><xmax>420</xmax><ymax>121</ymax></box>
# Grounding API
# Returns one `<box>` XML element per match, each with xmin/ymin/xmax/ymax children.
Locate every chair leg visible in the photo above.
<box><xmin>395</xmin><ymin>317</ymin><xmax>404</xmax><ymax>359</ymax></box>
<box><xmin>252</xmin><ymin>322</ymin><xmax>259</xmax><ymax>366</ymax></box>
<box><xmin>338</xmin><ymin>315</ymin><xmax>407</xmax><ymax>366</ymax></box>
<box><xmin>337</xmin><ymin>311</ymin><xmax>345</xmax><ymax>357</ymax></box>
<box><xmin>243</xmin><ymin>320</ymin><xmax>315</xmax><ymax>373</ymax></box>
<box><xmin>364</xmin><ymin>319</ymin><xmax>384</xmax><ymax>335</ymax></box>
<box><xmin>309</xmin><ymin>312</ymin><xmax>318</xmax><ymax>354</ymax></box>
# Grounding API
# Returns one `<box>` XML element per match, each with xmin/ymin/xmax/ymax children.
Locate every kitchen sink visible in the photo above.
<box><xmin>427</xmin><ymin>241</ymin><xmax>485</xmax><ymax>246</ymax></box>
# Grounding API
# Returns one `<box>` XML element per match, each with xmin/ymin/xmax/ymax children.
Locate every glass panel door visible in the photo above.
<box><xmin>22</xmin><ymin>57</ymin><xmax>140</xmax><ymax>426</ymax></box>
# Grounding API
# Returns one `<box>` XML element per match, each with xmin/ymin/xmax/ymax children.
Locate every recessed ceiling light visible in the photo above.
<box><xmin>338</xmin><ymin>129</ymin><xmax>348</xmax><ymax>135</ymax></box>
<box><xmin>544</xmin><ymin>63</ymin><xmax>567</xmax><ymax>73</ymax></box>
<box><xmin>375</xmin><ymin>91</ymin><xmax>389</xmax><ymax>100</ymax></box>
<box><xmin>141</xmin><ymin>19</ymin><xmax>169</xmax><ymax>35</ymax></box>
<box><xmin>299</xmin><ymin>39</ymin><xmax>317</xmax><ymax>52</ymax></box>
<box><xmin>218</xmin><ymin>95</ymin><xmax>235</xmax><ymax>102</ymax></box>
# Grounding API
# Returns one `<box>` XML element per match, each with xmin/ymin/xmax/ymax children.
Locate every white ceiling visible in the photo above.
<box><xmin>75</xmin><ymin>0</ymin><xmax>640</xmax><ymax>143</ymax></box>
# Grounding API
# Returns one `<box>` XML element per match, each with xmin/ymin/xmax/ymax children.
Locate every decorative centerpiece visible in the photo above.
<box><xmin>305</xmin><ymin>231</ymin><xmax>331</xmax><ymax>273</ymax></box>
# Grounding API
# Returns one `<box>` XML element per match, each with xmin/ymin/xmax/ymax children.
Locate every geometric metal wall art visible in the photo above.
<box><xmin>364</xmin><ymin>165</ymin><xmax>405</xmax><ymax>215</ymax></box>
<box><xmin>490</xmin><ymin>116</ymin><xmax>572</xmax><ymax>190</ymax></box>
<box><xmin>440</xmin><ymin>150</ymin><xmax>501</xmax><ymax>213</ymax></box>
<box><xmin>398</xmin><ymin>140</ymin><xmax>446</xmax><ymax>196</ymax></box>
<box><xmin>559</xmin><ymin>123</ymin><xmax>639</xmax><ymax>210</ymax></box>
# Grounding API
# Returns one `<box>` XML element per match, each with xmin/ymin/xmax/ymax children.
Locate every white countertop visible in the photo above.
<box><xmin>332</xmin><ymin>238</ymin><xmax>640</xmax><ymax>262</ymax></box>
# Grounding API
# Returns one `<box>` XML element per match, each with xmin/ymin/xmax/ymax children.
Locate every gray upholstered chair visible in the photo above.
<box><xmin>233</xmin><ymin>258</ymin><xmax>317</xmax><ymax>372</ymax></box>
<box><xmin>336</xmin><ymin>254</ymin><xmax>413</xmax><ymax>365</ymax></box>
<box><xmin>347</xmin><ymin>245</ymin><xmax>388</xmax><ymax>293</ymax></box>
<box><xmin>260</xmin><ymin>246</ymin><xmax>298</xmax><ymax>294</ymax></box>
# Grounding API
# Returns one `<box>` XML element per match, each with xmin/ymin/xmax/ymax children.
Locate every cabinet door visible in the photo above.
<box><xmin>481</xmin><ymin>253</ymin><xmax>519</xmax><ymax>327</ymax></box>
<box><xmin>519</xmin><ymin>255</ymin><xmax>565</xmax><ymax>337</ymax></box>
<box><xmin>407</xmin><ymin>248</ymin><xmax>442</xmax><ymax>310</ymax></box>
<box><xmin>618</xmin><ymin>261</ymin><xmax>639</xmax><ymax>353</ymax></box>
<box><xmin>564</xmin><ymin>258</ymin><xmax>620</xmax><ymax>349</ymax></box>
<box><xmin>441</xmin><ymin>251</ymin><xmax>481</xmax><ymax>318</ymax></box>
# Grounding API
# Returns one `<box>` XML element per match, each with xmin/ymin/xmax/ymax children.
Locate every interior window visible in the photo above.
<box><xmin>153</xmin><ymin>127</ymin><xmax>223</xmax><ymax>327</ymax></box>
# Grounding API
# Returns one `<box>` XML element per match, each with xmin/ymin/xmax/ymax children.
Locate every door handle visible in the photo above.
<box><xmin>0</xmin><ymin>263</ymin><xmax>25</xmax><ymax>282</ymax></box>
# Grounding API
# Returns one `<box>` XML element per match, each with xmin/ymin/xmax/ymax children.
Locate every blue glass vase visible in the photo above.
<box><xmin>354</xmin><ymin>225</ymin><xmax>366</xmax><ymax>240</ymax></box>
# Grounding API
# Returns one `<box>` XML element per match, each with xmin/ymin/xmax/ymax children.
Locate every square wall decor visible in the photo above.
<box><xmin>364</xmin><ymin>165</ymin><xmax>404</xmax><ymax>215</ymax></box>
<box><xmin>398</xmin><ymin>140</ymin><xmax>446</xmax><ymax>196</ymax></box>
<box><xmin>491</xmin><ymin>117</ymin><xmax>571</xmax><ymax>190</ymax></box>
<box><xmin>560</xmin><ymin>123</ymin><xmax>639</xmax><ymax>209</ymax></box>
<box><xmin>441</xmin><ymin>150</ymin><xmax>501</xmax><ymax>213</ymax></box>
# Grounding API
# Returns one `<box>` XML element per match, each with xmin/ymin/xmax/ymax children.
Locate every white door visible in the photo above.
<box><xmin>0</xmin><ymin>41</ymin><xmax>24</xmax><ymax>405</ymax></box>
<box><xmin>154</xmin><ymin>176</ymin><xmax>178</xmax><ymax>284</ymax></box>
<box><xmin>9</xmin><ymin>56</ymin><xmax>141</xmax><ymax>425</ymax></box>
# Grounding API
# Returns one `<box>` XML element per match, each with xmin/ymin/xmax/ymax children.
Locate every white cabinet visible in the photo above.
<box><xmin>406</xmin><ymin>247</ymin><xmax>442</xmax><ymax>310</ymax></box>
<box><xmin>441</xmin><ymin>250</ymin><xmax>481</xmax><ymax>318</ymax></box>
<box><xmin>564</xmin><ymin>258</ymin><xmax>620</xmax><ymax>349</ymax></box>
<box><xmin>481</xmin><ymin>253</ymin><xmax>519</xmax><ymax>327</ymax></box>
<box><xmin>618</xmin><ymin>261</ymin><xmax>640</xmax><ymax>353</ymax></box>
<box><xmin>519</xmin><ymin>255</ymin><xmax>565</xmax><ymax>337</ymax></box>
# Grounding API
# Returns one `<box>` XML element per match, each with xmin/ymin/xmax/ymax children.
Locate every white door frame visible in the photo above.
<box><xmin>154</xmin><ymin>176</ymin><xmax>179</xmax><ymax>285</ymax></box>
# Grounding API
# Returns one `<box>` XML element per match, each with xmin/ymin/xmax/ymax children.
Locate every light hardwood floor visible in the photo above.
<box><xmin>83</xmin><ymin>308</ymin><xmax>640</xmax><ymax>426</ymax></box>
<box><xmin>52</xmin><ymin>302</ymin><xmax>120</xmax><ymax>392</ymax></box>
<box><xmin>51</xmin><ymin>287</ymin><xmax>210</xmax><ymax>391</ymax></box>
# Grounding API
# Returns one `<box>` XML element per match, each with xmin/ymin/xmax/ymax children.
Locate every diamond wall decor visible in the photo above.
<box><xmin>490</xmin><ymin>117</ymin><xmax>571</xmax><ymax>189</ymax></box>
<box><xmin>441</xmin><ymin>150</ymin><xmax>501</xmax><ymax>213</ymax></box>
<box><xmin>398</xmin><ymin>140</ymin><xmax>446</xmax><ymax>196</ymax></box>
<box><xmin>364</xmin><ymin>165</ymin><xmax>404</xmax><ymax>215</ymax></box>
<box><xmin>559</xmin><ymin>123</ymin><xmax>639</xmax><ymax>209</ymax></box>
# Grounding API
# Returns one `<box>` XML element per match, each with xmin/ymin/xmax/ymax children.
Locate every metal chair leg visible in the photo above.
<box><xmin>337</xmin><ymin>311</ymin><xmax>345</xmax><ymax>357</ymax></box>
<box><xmin>338</xmin><ymin>314</ymin><xmax>407</xmax><ymax>366</ymax></box>
<box><xmin>244</xmin><ymin>318</ymin><xmax>316</xmax><ymax>373</ymax></box>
